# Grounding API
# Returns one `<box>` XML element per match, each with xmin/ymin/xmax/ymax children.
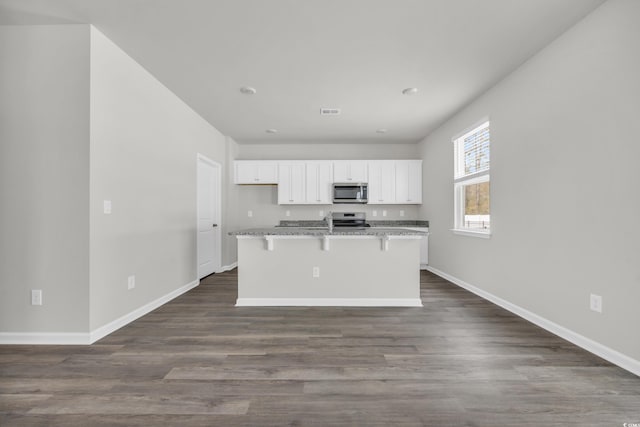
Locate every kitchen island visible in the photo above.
<box><xmin>229</xmin><ymin>227</ymin><xmax>428</xmax><ymax>307</ymax></box>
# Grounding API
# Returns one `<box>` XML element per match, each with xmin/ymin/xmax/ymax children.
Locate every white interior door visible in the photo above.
<box><xmin>197</xmin><ymin>155</ymin><xmax>221</xmax><ymax>278</ymax></box>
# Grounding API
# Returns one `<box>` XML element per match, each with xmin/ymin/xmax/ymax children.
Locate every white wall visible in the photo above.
<box><xmin>419</xmin><ymin>0</ymin><xmax>640</xmax><ymax>363</ymax></box>
<box><xmin>89</xmin><ymin>27</ymin><xmax>228</xmax><ymax>330</ymax></box>
<box><xmin>224</xmin><ymin>136</ymin><xmax>242</xmax><ymax>264</ymax></box>
<box><xmin>0</xmin><ymin>25</ymin><xmax>90</xmax><ymax>333</ymax></box>
<box><xmin>237</xmin><ymin>141</ymin><xmax>420</xmax><ymax>160</ymax></box>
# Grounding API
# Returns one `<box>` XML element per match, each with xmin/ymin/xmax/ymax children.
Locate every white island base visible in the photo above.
<box><xmin>235</xmin><ymin>235</ymin><xmax>423</xmax><ymax>307</ymax></box>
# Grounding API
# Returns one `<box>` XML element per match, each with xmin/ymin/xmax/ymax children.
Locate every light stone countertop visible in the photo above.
<box><xmin>229</xmin><ymin>227</ymin><xmax>428</xmax><ymax>237</ymax></box>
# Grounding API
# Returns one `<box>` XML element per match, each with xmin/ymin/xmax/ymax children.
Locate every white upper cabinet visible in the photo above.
<box><xmin>234</xmin><ymin>161</ymin><xmax>278</xmax><ymax>184</ymax></box>
<box><xmin>305</xmin><ymin>161</ymin><xmax>333</xmax><ymax>204</ymax></box>
<box><xmin>395</xmin><ymin>160</ymin><xmax>422</xmax><ymax>204</ymax></box>
<box><xmin>235</xmin><ymin>159</ymin><xmax>421</xmax><ymax>205</ymax></box>
<box><xmin>333</xmin><ymin>160</ymin><xmax>368</xmax><ymax>183</ymax></box>
<box><xmin>278</xmin><ymin>162</ymin><xmax>306</xmax><ymax>204</ymax></box>
<box><xmin>368</xmin><ymin>160</ymin><xmax>396</xmax><ymax>204</ymax></box>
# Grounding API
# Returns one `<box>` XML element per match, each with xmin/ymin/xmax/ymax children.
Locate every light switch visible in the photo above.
<box><xmin>372</xmin><ymin>210</ymin><xmax>378</xmax><ymax>217</ymax></box>
<box><xmin>285</xmin><ymin>210</ymin><xmax>291</xmax><ymax>217</ymax></box>
<box><xmin>247</xmin><ymin>210</ymin><xmax>253</xmax><ymax>217</ymax></box>
<box><xmin>31</xmin><ymin>290</ymin><xmax>42</xmax><ymax>306</ymax></box>
<box><xmin>400</xmin><ymin>210</ymin><xmax>405</xmax><ymax>217</ymax></box>
<box><xmin>103</xmin><ymin>200</ymin><xmax>112</xmax><ymax>214</ymax></box>
<box><xmin>382</xmin><ymin>210</ymin><xmax>387</xmax><ymax>217</ymax></box>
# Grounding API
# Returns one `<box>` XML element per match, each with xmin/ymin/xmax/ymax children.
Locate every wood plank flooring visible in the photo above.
<box><xmin>1</xmin><ymin>270</ymin><xmax>639</xmax><ymax>426</ymax></box>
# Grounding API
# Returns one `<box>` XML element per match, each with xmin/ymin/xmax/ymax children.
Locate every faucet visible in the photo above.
<box><xmin>325</xmin><ymin>211</ymin><xmax>333</xmax><ymax>232</ymax></box>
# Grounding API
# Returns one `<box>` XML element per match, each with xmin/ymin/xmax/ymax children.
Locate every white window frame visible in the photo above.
<box><xmin>452</xmin><ymin>119</ymin><xmax>491</xmax><ymax>238</ymax></box>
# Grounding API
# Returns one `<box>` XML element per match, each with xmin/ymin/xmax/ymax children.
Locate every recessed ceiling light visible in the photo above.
<box><xmin>402</xmin><ymin>87</ymin><xmax>418</xmax><ymax>95</ymax></box>
<box><xmin>266</xmin><ymin>128</ymin><xmax>278</xmax><ymax>134</ymax></box>
<box><xmin>376</xmin><ymin>129</ymin><xmax>388</xmax><ymax>134</ymax></box>
<box><xmin>239</xmin><ymin>86</ymin><xmax>257</xmax><ymax>95</ymax></box>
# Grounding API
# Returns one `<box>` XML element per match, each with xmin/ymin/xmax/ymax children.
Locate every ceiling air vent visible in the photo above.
<box><xmin>320</xmin><ymin>108</ymin><xmax>341</xmax><ymax>116</ymax></box>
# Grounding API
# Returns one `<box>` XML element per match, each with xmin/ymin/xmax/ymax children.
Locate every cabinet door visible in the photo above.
<box><xmin>306</xmin><ymin>161</ymin><xmax>332</xmax><ymax>204</ymax></box>
<box><xmin>256</xmin><ymin>162</ymin><xmax>278</xmax><ymax>183</ymax></box>
<box><xmin>234</xmin><ymin>161</ymin><xmax>256</xmax><ymax>183</ymax></box>
<box><xmin>349</xmin><ymin>161</ymin><xmax>368</xmax><ymax>182</ymax></box>
<box><xmin>278</xmin><ymin>162</ymin><xmax>306</xmax><ymax>204</ymax></box>
<box><xmin>395</xmin><ymin>160</ymin><xmax>422</xmax><ymax>204</ymax></box>
<box><xmin>406</xmin><ymin>160</ymin><xmax>422</xmax><ymax>204</ymax></box>
<box><xmin>234</xmin><ymin>161</ymin><xmax>278</xmax><ymax>184</ymax></box>
<box><xmin>333</xmin><ymin>161</ymin><xmax>368</xmax><ymax>182</ymax></box>
<box><xmin>368</xmin><ymin>161</ymin><xmax>396</xmax><ymax>204</ymax></box>
<box><xmin>332</xmin><ymin>161</ymin><xmax>349</xmax><ymax>182</ymax></box>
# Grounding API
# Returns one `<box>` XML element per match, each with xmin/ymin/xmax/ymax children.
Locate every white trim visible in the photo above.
<box><xmin>451</xmin><ymin>229</ymin><xmax>492</xmax><ymax>239</ymax></box>
<box><xmin>0</xmin><ymin>332</ymin><xmax>90</xmax><ymax>345</ymax></box>
<box><xmin>236</xmin><ymin>298</ymin><xmax>423</xmax><ymax>307</ymax></box>
<box><xmin>425</xmin><ymin>266</ymin><xmax>640</xmax><ymax>378</ymax></box>
<box><xmin>0</xmin><ymin>279</ymin><xmax>200</xmax><ymax>345</ymax></box>
<box><xmin>218</xmin><ymin>262</ymin><xmax>237</xmax><ymax>273</ymax></box>
<box><xmin>454</xmin><ymin>170</ymin><xmax>489</xmax><ymax>185</ymax></box>
<box><xmin>451</xmin><ymin>116</ymin><xmax>490</xmax><ymax>143</ymax></box>
<box><xmin>89</xmin><ymin>279</ymin><xmax>199</xmax><ymax>344</ymax></box>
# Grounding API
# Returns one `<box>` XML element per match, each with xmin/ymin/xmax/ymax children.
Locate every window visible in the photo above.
<box><xmin>453</xmin><ymin>120</ymin><xmax>490</xmax><ymax>236</ymax></box>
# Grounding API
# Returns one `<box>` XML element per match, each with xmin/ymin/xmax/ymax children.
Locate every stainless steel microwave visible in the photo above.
<box><xmin>332</xmin><ymin>183</ymin><xmax>368</xmax><ymax>204</ymax></box>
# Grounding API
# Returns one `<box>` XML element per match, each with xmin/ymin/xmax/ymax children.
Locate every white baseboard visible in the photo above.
<box><xmin>89</xmin><ymin>279</ymin><xmax>200</xmax><ymax>343</ymax></box>
<box><xmin>0</xmin><ymin>332</ymin><xmax>90</xmax><ymax>345</ymax></box>
<box><xmin>426</xmin><ymin>266</ymin><xmax>640</xmax><ymax>378</ymax></box>
<box><xmin>236</xmin><ymin>298</ymin><xmax>423</xmax><ymax>307</ymax></box>
<box><xmin>218</xmin><ymin>262</ymin><xmax>237</xmax><ymax>273</ymax></box>
<box><xmin>0</xmin><ymin>279</ymin><xmax>200</xmax><ymax>345</ymax></box>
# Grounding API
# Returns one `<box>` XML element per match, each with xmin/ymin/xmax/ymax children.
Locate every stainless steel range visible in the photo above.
<box><xmin>330</xmin><ymin>212</ymin><xmax>368</xmax><ymax>230</ymax></box>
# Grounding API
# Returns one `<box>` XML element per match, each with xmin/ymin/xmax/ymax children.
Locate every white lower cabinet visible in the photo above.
<box><xmin>305</xmin><ymin>161</ymin><xmax>333</xmax><ymax>204</ymax></box>
<box><xmin>387</xmin><ymin>227</ymin><xmax>428</xmax><ymax>267</ymax></box>
<box><xmin>278</xmin><ymin>162</ymin><xmax>306</xmax><ymax>204</ymax></box>
<box><xmin>413</xmin><ymin>228</ymin><xmax>429</xmax><ymax>267</ymax></box>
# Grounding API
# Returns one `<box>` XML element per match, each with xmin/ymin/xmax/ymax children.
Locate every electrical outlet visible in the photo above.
<box><xmin>31</xmin><ymin>290</ymin><xmax>42</xmax><ymax>306</ymax></box>
<box><xmin>285</xmin><ymin>210</ymin><xmax>291</xmax><ymax>217</ymax></box>
<box><xmin>312</xmin><ymin>267</ymin><xmax>320</xmax><ymax>278</ymax></box>
<box><xmin>400</xmin><ymin>210</ymin><xmax>405</xmax><ymax>217</ymax></box>
<box><xmin>247</xmin><ymin>210</ymin><xmax>253</xmax><ymax>217</ymax></box>
<box><xmin>590</xmin><ymin>293</ymin><xmax>602</xmax><ymax>313</ymax></box>
<box><xmin>128</xmin><ymin>275</ymin><xmax>136</xmax><ymax>290</ymax></box>
<box><xmin>372</xmin><ymin>210</ymin><xmax>377</xmax><ymax>217</ymax></box>
<box><xmin>382</xmin><ymin>210</ymin><xmax>387</xmax><ymax>217</ymax></box>
<box><xmin>319</xmin><ymin>210</ymin><xmax>324</xmax><ymax>217</ymax></box>
<box><xmin>103</xmin><ymin>200</ymin><xmax>112</xmax><ymax>214</ymax></box>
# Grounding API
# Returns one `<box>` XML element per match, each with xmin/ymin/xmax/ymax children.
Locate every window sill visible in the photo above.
<box><xmin>450</xmin><ymin>229</ymin><xmax>491</xmax><ymax>239</ymax></box>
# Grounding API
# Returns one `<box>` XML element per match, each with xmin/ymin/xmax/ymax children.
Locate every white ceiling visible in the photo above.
<box><xmin>0</xmin><ymin>0</ymin><xmax>605</xmax><ymax>143</ymax></box>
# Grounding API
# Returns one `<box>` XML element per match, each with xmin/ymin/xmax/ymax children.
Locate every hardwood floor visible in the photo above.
<box><xmin>1</xmin><ymin>270</ymin><xmax>639</xmax><ymax>426</ymax></box>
